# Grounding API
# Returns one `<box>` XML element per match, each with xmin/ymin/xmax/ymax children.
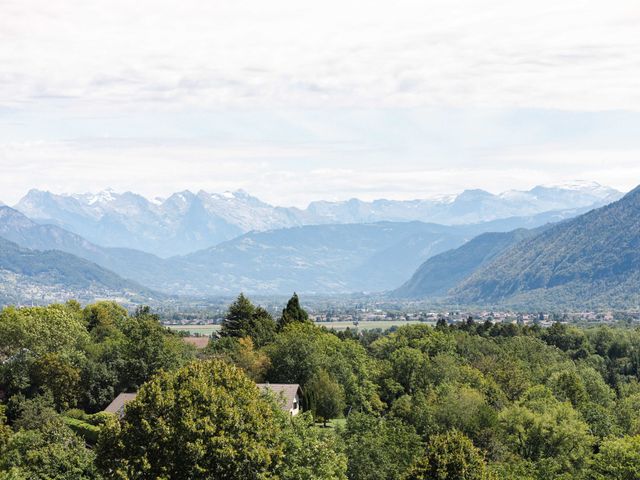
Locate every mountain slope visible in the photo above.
<box><xmin>0</xmin><ymin>206</ymin><xmax>174</xmax><ymax>289</ymax></box>
<box><xmin>14</xmin><ymin>183</ymin><xmax>621</xmax><ymax>257</ymax></box>
<box><xmin>393</xmin><ymin>227</ymin><xmax>545</xmax><ymax>298</ymax></box>
<box><xmin>0</xmin><ymin>236</ymin><xmax>157</xmax><ymax>305</ymax></box>
<box><xmin>450</xmin><ymin>186</ymin><xmax>640</xmax><ymax>308</ymax></box>
<box><xmin>169</xmin><ymin>222</ymin><xmax>481</xmax><ymax>295</ymax></box>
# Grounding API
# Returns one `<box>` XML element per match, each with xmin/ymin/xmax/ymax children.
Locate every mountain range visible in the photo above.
<box><xmin>396</xmin><ymin>185</ymin><xmax>640</xmax><ymax>309</ymax></box>
<box><xmin>0</xmin><ymin>199</ymin><xmax>609</xmax><ymax>297</ymax></box>
<box><xmin>0</xmin><ymin>206</ymin><xmax>535</xmax><ymax>296</ymax></box>
<box><xmin>0</xmin><ymin>182</ymin><xmax>634</xmax><ymax>304</ymax></box>
<box><xmin>13</xmin><ymin>182</ymin><xmax>621</xmax><ymax>257</ymax></box>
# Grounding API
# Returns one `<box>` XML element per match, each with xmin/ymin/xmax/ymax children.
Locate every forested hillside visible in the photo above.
<box><xmin>451</xmin><ymin>185</ymin><xmax>640</xmax><ymax>308</ymax></box>
<box><xmin>3</xmin><ymin>297</ymin><xmax>640</xmax><ymax>479</ymax></box>
<box><xmin>394</xmin><ymin>227</ymin><xmax>544</xmax><ymax>298</ymax></box>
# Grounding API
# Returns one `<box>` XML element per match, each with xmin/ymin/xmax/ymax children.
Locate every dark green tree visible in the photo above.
<box><xmin>220</xmin><ymin>294</ymin><xmax>276</xmax><ymax>347</ymax></box>
<box><xmin>117</xmin><ymin>310</ymin><xmax>194</xmax><ymax>391</ymax></box>
<box><xmin>278</xmin><ymin>293</ymin><xmax>310</xmax><ymax>330</ymax></box>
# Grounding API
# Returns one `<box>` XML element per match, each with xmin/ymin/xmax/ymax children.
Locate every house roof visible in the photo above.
<box><xmin>182</xmin><ymin>336</ymin><xmax>210</xmax><ymax>349</ymax></box>
<box><xmin>257</xmin><ymin>383</ymin><xmax>301</xmax><ymax>411</ymax></box>
<box><xmin>103</xmin><ymin>383</ymin><xmax>301</xmax><ymax>416</ymax></box>
<box><xmin>104</xmin><ymin>392</ymin><xmax>138</xmax><ymax>415</ymax></box>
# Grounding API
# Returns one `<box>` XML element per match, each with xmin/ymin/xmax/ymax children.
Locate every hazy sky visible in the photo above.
<box><xmin>1</xmin><ymin>0</ymin><xmax>639</xmax><ymax>206</ymax></box>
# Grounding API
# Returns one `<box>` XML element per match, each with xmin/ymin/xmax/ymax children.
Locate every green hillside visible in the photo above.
<box><xmin>451</xmin><ymin>186</ymin><xmax>640</xmax><ymax>308</ymax></box>
<box><xmin>393</xmin><ymin>228</ymin><xmax>542</xmax><ymax>299</ymax></box>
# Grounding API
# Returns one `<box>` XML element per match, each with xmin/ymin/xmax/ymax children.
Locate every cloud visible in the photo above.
<box><xmin>0</xmin><ymin>0</ymin><xmax>639</xmax><ymax>111</ymax></box>
<box><xmin>0</xmin><ymin>1</ymin><xmax>639</xmax><ymax>205</ymax></box>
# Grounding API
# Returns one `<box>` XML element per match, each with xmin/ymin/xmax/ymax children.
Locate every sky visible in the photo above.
<box><xmin>1</xmin><ymin>0</ymin><xmax>639</xmax><ymax>207</ymax></box>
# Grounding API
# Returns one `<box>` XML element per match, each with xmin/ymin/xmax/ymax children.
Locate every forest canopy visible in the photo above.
<box><xmin>2</xmin><ymin>295</ymin><xmax>640</xmax><ymax>479</ymax></box>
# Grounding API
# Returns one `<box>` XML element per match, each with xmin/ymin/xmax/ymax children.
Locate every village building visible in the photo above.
<box><xmin>257</xmin><ymin>383</ymin><xmax>302</xmax><ymax>416</ymax></box>
<box><xmin>103</xmin><ymin>392</ymin><xmax>138</xmax><ymax>417</ymax></box>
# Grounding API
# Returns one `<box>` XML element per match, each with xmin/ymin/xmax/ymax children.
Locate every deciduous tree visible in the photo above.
<box><xmin>97</xmin><ymin>359</ymin><xmax>286</xmax><ymax>479</ymax></box>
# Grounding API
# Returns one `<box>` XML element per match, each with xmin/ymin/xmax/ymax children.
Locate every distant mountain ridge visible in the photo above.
<box><xmin>0</xmin><ymin>204</ymin><xmax>595</xmax><ymax>297</ymax></box>
<box><xmin>14</xmin><ymin>182</ymin><xmax>621</xmax><ymax>257</ymax></box>
<box><xmin>169</xmin><ymin>222</ymin><xmax>474</xmax><ymax>295</ymax></box>
<box><xmin>0</xmin><ymin>207</ymin><xmax>498</xmax><ymax>295</ymax></box>
<box><xmin>0</xmin><ymin>206</ymin><xmax>179</xmax><ymax>292</ymax></box>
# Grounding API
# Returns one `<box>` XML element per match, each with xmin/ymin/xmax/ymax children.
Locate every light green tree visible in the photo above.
<box><xmin>405</xmin><ymin>430</ymin><xmax>494</xmax><ymax>480</ymax></box>
<box><xmin>590</xmin><ymin>435</ymin><xmax>640</xmax><ymax>480</ymax></box>
<box><xmin>97</xmin><ymin>359</ymin><xmax>286</xmax><ymax>479</ymax></box>
<box><xmin>342</xmin><ymin>413</ymin><xmax>423</xmax><ymax>480</ymax></box>
<box><xmin>497</xmin><ymin>386</ymin><xmax>593</xmax><ymax>476</ymax></box>
<box><xmin>274</xmin><ymin>412</ymin><xmax>347</xmax><ymax>480</ymax></box>
<box><xmin>0</xmin><ymin>415</ymin><xmax>98</xmax><ymax>480</ymax></box>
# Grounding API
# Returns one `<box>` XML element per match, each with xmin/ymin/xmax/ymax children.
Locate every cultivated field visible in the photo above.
<box><xmin>166</xmin><ymin>320</ymin><xmax>430</xmax><ymax>335</ymax></box>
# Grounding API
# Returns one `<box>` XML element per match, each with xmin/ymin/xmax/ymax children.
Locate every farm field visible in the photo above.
<box><xmin>315</xmin><ymin>320</ymin><xmax>430</xmax><ymax>331</ymax></box>
<box><xmin>166</xmin><ymin>319</ymin><xmax>430</xmax><ymax>335</ymax></box>
<box><xmin>166</xmin><ymin>324</ymin><xmax>221</xmax><ymax>335</ymax></box>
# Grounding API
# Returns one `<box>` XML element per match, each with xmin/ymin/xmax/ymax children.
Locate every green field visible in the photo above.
<box><xmin>166</xmin><ymin>320</ymin><xmax>429</xmax><ymax>335</ymax></box>
<box><xmin>166</xmin><ymin>324</ymin><xmax>221</xmax><ymax>335</ymax></box>
<box><xmin>316</xmin><ymin>320</ymin><xmax>430</xmax><ymax>331</ymax></box>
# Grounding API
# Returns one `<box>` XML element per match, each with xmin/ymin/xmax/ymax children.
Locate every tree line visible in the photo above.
<box><xmin>2</xmin><ymin>295</ymin><xmax>640</xmax><ymax>478</ymax></box>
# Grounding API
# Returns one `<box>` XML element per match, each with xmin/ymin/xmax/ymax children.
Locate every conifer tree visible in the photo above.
<box><xmin>221</xmin><ymin>294</ymin><xmax>276</xmax><ymax>347</ymax></box>
<box><xmin>278</xmin><ymin>293</ymin><xmax>310</xmax><ymax>330</ymax></box>
<box><xmin>221</xmin><ymin>293</ymin><xmax>256</xmax><ymax>338</ymax></box>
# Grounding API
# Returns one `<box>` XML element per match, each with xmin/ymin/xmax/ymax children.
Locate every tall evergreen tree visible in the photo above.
<box><xmin>221</xmin><ymin>293</ymin><xmax>255</xmax><ymax>338</ymax></box>
<box><xmin>221</xmin><ymin>294</ymin><xmax>276</xmax><ymax>347</ymax></box>
<box><xmin>278</xmin><ymin>293</ymin><xmax>310</xmax><ymax>330</ymax></box>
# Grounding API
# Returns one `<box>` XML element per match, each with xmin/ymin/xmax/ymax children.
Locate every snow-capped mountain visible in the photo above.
<box><xmin>13</xmin><ymin>182</ymin><xmax>622</xmax><ymax>257</ymax></box>
<box><xmin>302</xmin><ymin>182</ymin><xmax>622</xmax><ymax>225</ymax></box>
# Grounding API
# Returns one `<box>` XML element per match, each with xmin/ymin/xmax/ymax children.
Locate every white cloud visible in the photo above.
<box><xmin>1</xmin><ymin>0</ymin><xmax>639</xmax><ymax>111</ymax></box>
